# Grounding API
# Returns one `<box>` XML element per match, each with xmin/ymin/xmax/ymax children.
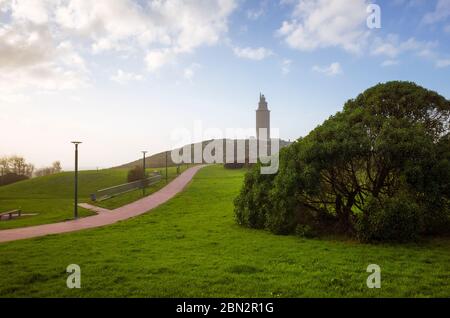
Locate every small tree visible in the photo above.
<box><xmin>127</xmin><ymin>165</ymin><xmax>145</xmax><ymax>183</ymax></box>
<box><xmin>52</xmin><ymin>161</ymin><xmax>62</xmax><ymax>173</ymax></box>
<box><xmin>35</xmin><ymin>161</ymin><xmax>62</xmax><ymax>177</ymax></box>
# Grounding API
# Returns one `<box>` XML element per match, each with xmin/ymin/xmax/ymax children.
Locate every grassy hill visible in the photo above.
<box><xmin>0</xmin><ymin>166</ymin><xmax>188</xmax><ymax>230</ymax></box>
<box><xmin>0</xmin><ymin>165</ymin><xmax>448</xmax><ymax>297</ymax></box>
<box><xmin>117</xmin><ymin>139</ymin><xmax>292</xmax><ymax>169</ymax></box>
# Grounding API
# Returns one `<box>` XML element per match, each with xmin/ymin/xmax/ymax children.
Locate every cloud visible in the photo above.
<box><xmin>233</xmin><ymin>46</ymin><xmax>273</xmax><ymax>60</ymax></box>
<box><xmin>110</xmin><ymin>69</ymin><xmax>143</xmax><ymax>84</ymax></box>
<box><xmin>0</xmin><ymin>20</ymin><xmax>88</xmax><ymax>100</ymax></box>
<box><xmin>371</xmin><ymin>34</ymin><xmax>438</xmax><ymax>59</ymax></box>
<box><xmin>277</xmin><ymin>0</ymin><xmax>370</xmax><ymax>54</ymax></box>
<box><xmin>281</xmin><ymin>59</ymin><xmax>292</xmax><ymax>75</ymax></box>
<box><xmin>381</xmin><ymin>59</ymin><xmax>399</xmax><ymax>67</ymax></box>
<box><xmin>0</xmin><ymin>23</ymin><xmax>54</xmax><ymax>69</ymax></box>
<box><xmin>0</xmin><ymin>0</ymin><xmax>238</xmax><ymax>98</ymax></box>
<box><xmin>9</xmin><ymin>0</ymin><xmax>52</xmax><ymax>24</ymax></box>
<box><xmin>436</xmin><ymin>59</ymin><xmax>450</xmax><ymax>68</ymax></box>
<box><xmin>55</xmin><ymin>0</ymin><xmax>237</xmax><ymax>54</ymax></box>
<box><xmin>247</xmin><ymin>0</ymin><xmax>268</xmax><ymax>20</ymax></box>
<box><xmin>183</xmin><ymin>63</ymin><xmax>201</xmax><ymax>81</ymax></box>
<box><xmin>312</xmin><ymin>62</ymin><xmax>342</xmax><ymax>76</ymax></box>
<box><xmin>145</xmin><ymin>49</ymin><xmax>176</xmax><ymax>72</ymax></box>
<box><xmin>422</xmin><ymin>0</ymin><xmax>450</xmax><ymax>25</ymax></box>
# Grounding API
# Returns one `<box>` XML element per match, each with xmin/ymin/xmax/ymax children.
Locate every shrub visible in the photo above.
<box><xmin>234</xmin><ymin>163</ymin><xmax>275</xmax><ymax>229</ymax></box>
<box><xmin>0</xmin><ymin>173</ymin><xmax>29</xmax><ymax>186</ymax></box>
<box><xmin>127</xmin><ymin>165</ymin><xmax>145</xmax><ymax>183</ymax></box>
<box><xmin>224</xmin><ymin>163</ymin><xmax>244</xmax><ymax>169</ymax></box>
<box><xmin>356</xmin><ymin>194</ymin><xmax>422</xmax><ymax>242</ymax></box>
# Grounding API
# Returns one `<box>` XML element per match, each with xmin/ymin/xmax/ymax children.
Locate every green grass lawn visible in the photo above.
<box><xmin>0</xmin><ymin>166</ymin><xmax>189</xmax><ymax>229</ymax></box>
<box><xmin>0</xmin><ymin>165</ymin><xmax>449</xmax><ymax>297</ymax></box>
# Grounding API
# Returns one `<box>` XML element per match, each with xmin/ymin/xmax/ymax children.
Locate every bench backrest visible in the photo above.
<box><xmin>92</xmin><ymin>173</ymin><xmax>162</xmax><ymax>201</ymax></box>
<box><xmin>0</xmin><ymin>209</ymin><xmax>20</xmax><ymax>215</ymax></box>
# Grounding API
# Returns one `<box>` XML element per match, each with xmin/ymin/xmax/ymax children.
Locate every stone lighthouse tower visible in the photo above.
<box><xmin>256</xmin><ymin>93</ymin><xmax>270</xmax><ymax>141</ymax></box>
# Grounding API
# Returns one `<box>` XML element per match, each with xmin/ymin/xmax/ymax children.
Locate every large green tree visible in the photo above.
<box><xmin>235</xmin><ymin>81</ymin><xmax>450</xmax><ymax>241</ymax></box>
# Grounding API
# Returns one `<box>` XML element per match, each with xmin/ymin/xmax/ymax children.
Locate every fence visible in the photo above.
<box><xmin>91</xmin><ymin>173</ymin><xmax>162</xmax><ymax>202</ymax></box>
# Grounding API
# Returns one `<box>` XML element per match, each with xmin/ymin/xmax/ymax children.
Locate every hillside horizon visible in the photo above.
<box><xmin>116</xmin><ymin>138</ymin><xmax>293</xmax><ymax>169</ymax></box>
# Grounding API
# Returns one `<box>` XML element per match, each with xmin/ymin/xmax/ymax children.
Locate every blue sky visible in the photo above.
<box><xmin>1</xmin><ymin>0</ymin><xmax>449</xmax><ymax>169</ymax></box>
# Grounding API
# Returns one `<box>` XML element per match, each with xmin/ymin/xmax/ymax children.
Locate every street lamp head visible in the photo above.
<box><xmin>71</xmin><ymin>141</ymin><xmax>82</xmax><ymax>145</ymax></box>
<box><xmin>142</xmin><ymin>151</ymin><xmax>148</xmax><ymax>154</ymax></box>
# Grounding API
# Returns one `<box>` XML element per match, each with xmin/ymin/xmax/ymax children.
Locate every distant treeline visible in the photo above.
<box><xmin>0</xmin><ymin>156</ymin><xmax>62</xmax><ymax>186</ymax></box>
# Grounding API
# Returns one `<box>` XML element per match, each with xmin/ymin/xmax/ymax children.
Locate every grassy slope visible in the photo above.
<box><xmin>0</xmin><ymin>165</ymin><xmax>449</xmax><ymax>297</ymax></box>
<box><xmin>0</xmin><ymin>166</ymin><xmax>187</xmax><ymax>229</ymax></box>
<box><xmin>94</xmin><ymin>165</ymin><xmax>191</xmax><ymax>210</ymax></box>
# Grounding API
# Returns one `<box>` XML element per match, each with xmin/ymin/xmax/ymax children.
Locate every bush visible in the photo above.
<box><xmin>234</xmin><ymin>163</ymin><xmax>275</xmax><ymax>229</ymax></box>
<box><xmin>0</xmin><ymin>173</ymin><xmax>29</xmax><ymax>186</ymax></box>
<box><xmin>224</xmin><ymin>163</ymin><xmax>244</xmax><ymax>169</ymax></box>
<box><xmin>356</xmin><ymin>194</ymin><xmax>422</xmax><ymax>242</ymax></box>
<box><xmin>127</xmin><ymin>165</ymin><xmax>145</xmax><ymax>183</ymax></box>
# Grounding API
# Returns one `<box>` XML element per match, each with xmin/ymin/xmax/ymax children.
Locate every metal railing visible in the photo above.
<box><xmin>91</xmin><ymin>173</ymin><xmax>162</xmax><ymax>202</ymax></box>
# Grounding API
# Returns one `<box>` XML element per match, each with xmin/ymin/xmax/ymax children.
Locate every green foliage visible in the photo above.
<box><xmin>0</xmin><ymin>173</ymin><xmax>29</xmax><ymax>187</ymax></box>
<box><xmin>235</xmin><ymin>81</ymin><xmax>450</xmax><ymax>242</ymax></box>
<box><xmin>295</xmin><ymin>224</ymin><xmax>317</xmax><ymax>238</ymax></box>
<box><xmin>127</xmin><ymin>165</ymin><xmax>145</xmax><ymax>183</ymax></box>
<box><xmin>356</xmin><ymin>193</ymin><xmax>422</xmax><ymax>242</ymax></box>
<box><xmin>234</xmin><ymin>163</ymin><xmax>274</xmax><ymax>229</ymax></box>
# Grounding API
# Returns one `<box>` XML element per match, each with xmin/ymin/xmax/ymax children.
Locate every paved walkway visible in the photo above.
<box><xmin>78</xmin><ymin>203</ymin><xmax>111</xmax><ymax>214</ymax></box>
<box><xmin>0</xmin><ymin>165</ymin><xmax>205</xmax><ymax>243</ymax></box>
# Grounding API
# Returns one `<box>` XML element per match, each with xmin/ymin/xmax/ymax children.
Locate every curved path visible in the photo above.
<box><xmin>0</xmin><ymin>165</ymin><xmax>205</xmax><ymax>243</ymax></box>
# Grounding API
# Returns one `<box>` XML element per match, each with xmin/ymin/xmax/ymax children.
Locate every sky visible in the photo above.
<box><xmin>1</xmin><ymin>0</ymin><xmax>450</xmax><ymax>170</ymax></box>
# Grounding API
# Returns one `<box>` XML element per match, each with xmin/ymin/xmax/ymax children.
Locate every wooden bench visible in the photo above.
<box><xmin>0</xmin><ymin>209</ymin><xmax>21</xmax><ymax>220</ymax></box>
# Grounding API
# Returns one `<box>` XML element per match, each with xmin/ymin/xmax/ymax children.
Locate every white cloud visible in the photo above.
<box><xmin>110</xmin><ymin>69</ymin><xmax>143</xmax><ymax>84</ymax></box>
<box><xmin>55</xmin><ymin>0</ymin><xmax>238</xmax><ymax>55</ymax></box>
<box><xmin>183</xmin><ymin>63</ymin><xmax>201</xmax><ymax>81</ymax></box>
<box><xmin>312</xmin><ymin>62</ymin><xmax>342</xmax><ymax>76</ymax></box>
<box><xmin>423</xmin><ymin>0</ymin><xmax>450</xmax><ymax>25</ymax></box>
<box><xmin>247</xmin><ymin>0</ymin><xmax>268</xmax><ymax>20</ymax></box>
<box><xmin>436</xmin><ymin>59</ymin><xmax>450</xmax><ymax>68</ymax></box>
<box><xmin>247</xmin><ymin>8</ymin><xmax>264</xmax><ymax>20</ymax></box>
<box><xmin>277</xmin><ymin>0</ymin><xmax>370</xmax><ymax>54</ymax></box>
<box><xmin>371</xmin><ymin>34</ymin><xmax>438</xmax><ymax>59</ymax></box>
<box><xmin>0</xmin><ymin>23</ymin><xmax>54</xmax><ymax>69</ymax></box>
<box><xmin>0</xmin><ymin>20</ymin><xmax>88</xmax><ymax>100</ymax></box>
<box><xmin>10</xmin><ymin>0</ymin><xmax>52</xmax><ymax>24</ymax></box>
<box><xmin>0</xmin><ymin>0</ymin><xmax>238</xmax><ymax>98</ymax></box>
<box><xmin>233</xmin><ymin>46</ymin><xmax>273</xmax><ymax>60</ymax></box>
<box><xmin>381</xmin><ymin>59</ymin><xmax>399</xmax><ymax>67</ymax></box>
<box><xmin>281</xmin><ymin>59</ymin><xmax>292</xmax><ymax>75</ymax></box>
<box><xmin>145</xmin><ymin>49</ymin><xmax>176</xmax><ymax>72</ymax></box>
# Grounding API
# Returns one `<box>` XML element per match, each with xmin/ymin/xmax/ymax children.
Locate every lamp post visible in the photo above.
<box><xmin>142</xmin><ymin>151</ymin><xmax>147</xmax><ymax>196</ymax></box>
<box><xmin>71</xmin><ymin>141</ymin><xmax>82</xmax><ymax>219</ymax></box>
<box><xmin>165</xmin><ymin>151</ymin><xmax>168</xmax><ymax>183</ymax></box>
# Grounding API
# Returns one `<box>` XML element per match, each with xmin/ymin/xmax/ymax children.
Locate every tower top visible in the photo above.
<box><xmin>258</xmin><ymin>93</ymin><xmax>268</xmax><ymax>110</ymax></box>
